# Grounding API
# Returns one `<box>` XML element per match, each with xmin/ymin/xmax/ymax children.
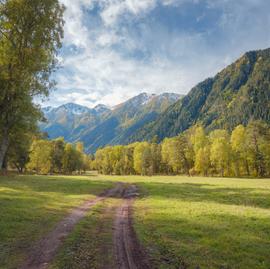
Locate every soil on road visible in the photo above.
<box><xmin>20</xmin><ymin>183</ymin><xmax>152</xmax><ymax>269</ymax></box>
<box><xmin>113</xmin><ymin>185</ymin><xmax>152</xmax><ymax>269</ymax></box>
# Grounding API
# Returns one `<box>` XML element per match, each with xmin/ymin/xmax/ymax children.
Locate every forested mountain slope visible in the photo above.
<box><xmin>41</xmin><ymin>93</ymin><xmax>181</xmax><ymax>153</ymax></box>
<box><xmin>132</xmin><ymin>48</ymin><xmax>270</xmax><ymax>141</ymax></box>
<box><xmin>79</xmin><ymin>93</ymin><xmax>181</xmax><ymax>152</ymax></box>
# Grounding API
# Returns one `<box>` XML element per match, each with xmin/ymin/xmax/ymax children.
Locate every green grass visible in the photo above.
<box><xmin>101</xmin><ymin>175</ymin><xmax>270</xmax><ymax>269</ymax></box>
<box><xmin>0</xmin><ymin>174</ymin><xmax>113</xmax><ymax>269</ymax></box>
<box><xmin>1</xmin><ymin>174</ymin><xmax>270</xmax><ymax>269</ymax></box>
<box><xmin>50</xmin><ymin>198</ymin><xmax>121</xmax><ymax>269</ymax></box>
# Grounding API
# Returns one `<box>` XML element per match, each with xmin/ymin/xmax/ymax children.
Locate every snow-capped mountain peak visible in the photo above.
<box><xmin>93</xmin><ymin>104</ymin><xmax>110</xmax><ymax>114</ymax></box>
<box><xmin>40</xmin><ymin>92</ymin><xmax>182</xmax><ymax>152</ymax></box>
<box><xmin>61</xmin><ymin>103</ymin><xmax>90</xmax><ymax>115</ymax></box>
<box><xmin>125</xmin><ymin>92</ymin><xmax>155</xmax><ymax>107</ymax></box>
<box><xmin>156</xmin><ymin>92</ymin><xmax>182</xmax><ymax>102</ymax></box>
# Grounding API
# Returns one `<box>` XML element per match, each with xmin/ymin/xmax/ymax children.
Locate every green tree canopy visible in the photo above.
<box><xmin>0</xmin><ymin>0</ymin><xmax>64</xmax><ymax>169</ymax></box>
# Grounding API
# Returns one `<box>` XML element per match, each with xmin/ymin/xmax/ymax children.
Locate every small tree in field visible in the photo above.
<box><xmin>210</xmin><ymin>130</ymin><xmax>231</xmax><ymax>176</ymax></box>
<box><xmin>62</xmin><ymin>143</ymin><xmax>77</xmax><ymax>174</ymax></box>
<box><xmin>27</xmin><ymin>139</ymin><xmax>53</xmax><ymax>174</ymax></box>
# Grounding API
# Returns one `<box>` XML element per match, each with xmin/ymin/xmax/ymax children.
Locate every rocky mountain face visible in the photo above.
<box><xmin>40</xmin><ymin>92</ymin><xmax>182</xmax><ymax>152</ymax></box>
<box><xmin>40</xmin><ymin>103</ymin><xmax>111</xmax><ymax>142</ymax></box>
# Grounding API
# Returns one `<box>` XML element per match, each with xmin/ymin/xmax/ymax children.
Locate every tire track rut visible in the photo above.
<box><xmin>20</xmin><ymin>183</ymin><xmax>124</xmax><ymax>269</ymax></box>
<box><xmin>20</xmin><ymin>183</ymin><xmax>152</xmax><ymax>269</ymax></box>
<box><xmin>113</xmin><ymin>185</ymin><xmax>151</xmax><ymax>269</ymax></box>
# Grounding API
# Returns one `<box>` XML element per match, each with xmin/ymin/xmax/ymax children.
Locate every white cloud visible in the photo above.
<box><xmin>100</xmin><ymin>0</ymin><xmax>156</xmax><ymax>26</ymax></box>
<box><xmin>42</xmin><ymin>0</ymin><xmax>270</xmax><ymax>108</ymax></box>
<box><xmin>60</xmin><ymin>0</ymin><xmax>93</xmax><ymax>48</ymax></box>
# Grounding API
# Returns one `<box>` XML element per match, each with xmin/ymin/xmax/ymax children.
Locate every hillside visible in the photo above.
<box><xmin>41</xmin><ymin>93</ymin><xmax>181</xmax><ymax>152</ymax></box>
<box><xmin>79</xmin><ymin>92</ymin><xmax>181</xmax><ymax>152</ymax></box>
<box><xmin>40</xmin><ymin>103</ymin><xmax>111</xmax><ymax>141</ymax></box>
<box><xmin>132</xmin><ymin>48</ymin><xmax>270</xmax><ymax>141</ymax></box>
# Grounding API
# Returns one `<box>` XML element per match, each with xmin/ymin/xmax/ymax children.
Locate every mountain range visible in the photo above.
<box><xmin>41</xmin><ymin>93</ymin><xmax>182</xmax><ymax>153</ymax></box>
<box><xmin>41</xmin><ymin>48</ymin><xmax>270</xmax><ymax>152</ymax></box>
<box><xmin>132</xmin><ymin>48</ymin><xmax>270</xmax><ymax>141</ymax></box>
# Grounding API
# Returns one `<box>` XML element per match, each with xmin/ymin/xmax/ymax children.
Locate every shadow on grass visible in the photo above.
<box><xmin>0</xmin><ymin>175</ymin><xmax>114</xmax><ymax>196</ymax></box>
<box><xmin>139</xmin><ymin>210</ymin><xmax>270</xmax><ymax>269</ymax></box>
<box><xmin>0</xmin><ymin>175</ymin><xmax>115</xmax><ymax>269</ymax></box>
<box><xmin>132</xmin><ymin>182</ymin><xmax>270</xmax><ymax>269</ymax></box>
<box><xmin>133</xmin><ymin>180</ymin><xmax>270</xmax><ymax>268</ymax></box>
<box><xmin>137</xmin><ymin>182</ymin><xmax>270</xmax><ymax>209</ymax></box>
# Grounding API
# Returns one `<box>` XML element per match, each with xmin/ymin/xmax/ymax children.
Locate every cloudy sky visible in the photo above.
<box><xmin>43</xmin><ymin>0</ymin><xmax>270</xmax><ymax>108</ymax></box>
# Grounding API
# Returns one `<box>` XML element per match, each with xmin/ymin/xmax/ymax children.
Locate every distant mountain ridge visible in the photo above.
<box><xmin>132</xmin><ymin>48</ymin><xmax>270</xmax><ymax>141</ymax></box>
<box><xmin>41</xmin><ymin>48</ymin><xmax>270</xmax><ymax>152</ymax></box>
<box><xmin>41</xmin><ymin>92</ymin><xmax>182</xmax><ymax>152</ymax></box>
<box><xmin>40</xmin><ymin>103</ymin><xmax>111</xmax><ymax>143</ymax></box>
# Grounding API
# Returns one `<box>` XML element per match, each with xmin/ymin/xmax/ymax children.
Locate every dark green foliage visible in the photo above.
<box><xmin>133</xmin><ymin>48</ymin><xmax>270</xmax><ymax>141</ymax></box>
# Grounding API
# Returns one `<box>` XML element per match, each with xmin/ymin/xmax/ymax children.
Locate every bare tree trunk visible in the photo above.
<box><xmin>245</xmin><ymin>160</ymin><xmax>250</xmax><ymax>176</ymax></box>
<box><xmin>0</xmin><ymin>128</ymin><xmax>9</xmax><ymax>170</ymax></box>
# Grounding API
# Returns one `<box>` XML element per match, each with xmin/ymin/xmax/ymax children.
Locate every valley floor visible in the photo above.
<box><xmin>0</xmin><ymin>174</ymin><xmax>270</xmax><ymax>269</ymax></box>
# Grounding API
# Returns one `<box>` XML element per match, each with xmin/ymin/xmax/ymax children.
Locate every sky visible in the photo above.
<box><xmin>42</xmin><ymin>0</ymin><xmax>270</xmax><ymax>108</ymax></box>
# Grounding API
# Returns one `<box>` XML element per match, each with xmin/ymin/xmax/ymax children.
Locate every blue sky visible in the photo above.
<box><xmin>44</xmin><ymin>0</ymin><xmax>270</xmax><ymax>107</ymax></box>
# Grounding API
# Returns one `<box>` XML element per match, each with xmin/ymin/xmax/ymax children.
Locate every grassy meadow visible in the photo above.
<box><xmin>1</xmin><ymin>174</ymin><xmax>270</xmax><ymax>269</ymax></box>
<box><xmin>115</xmin><ymin>175</ymin><xmax>270</xmax><ymax>269</ymax></box>
<box><xmin>0</xmin><ymin>174</ymin><xmax>113</xmax><ymax>269</ymax></box>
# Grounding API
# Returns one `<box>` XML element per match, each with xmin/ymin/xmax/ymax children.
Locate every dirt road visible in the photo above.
<box><xmin>20</xmin><ymin>184</ymin><xmax>124</xmax><ymax>269</ymax></box>
<box><xmin>113</xmin><ymin>185</ymin><xmax>151</xmax><ymax>269</ymax></box>
<box><xmin>20</xmin><ymin>183</ymin><xmax>152</xmax><ymax>269</ymax></box>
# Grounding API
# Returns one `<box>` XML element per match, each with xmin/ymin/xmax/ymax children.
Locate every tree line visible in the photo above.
<box><xmin>19</xmin><ymin>138</ymin><xmax>91</xmax><ymax>174</ymax></box>
<box><xmin>92</xmin><ymin>121</ymin><xmax>270</xmax><ymax>177</ymax></box>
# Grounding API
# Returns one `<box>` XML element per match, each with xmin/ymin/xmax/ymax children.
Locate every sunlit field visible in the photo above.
<box><xmin>1</xmin><ymin>0</ymin><xmax>270</xmax><ymax>268</ymax></box>
<box><xmin>0</xmin><ymin>175</ymin><xmax>113</xmax><ymax>269</ymax></box>
<box><xmin>1</xmin><ymin>174</ymin><xmax>270</xmax><ymax>269</ymax></box>
<box><xmin>102</xmin><ymin>175</ymin><xmax>270</xmax><ymax>269</ymax></box>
